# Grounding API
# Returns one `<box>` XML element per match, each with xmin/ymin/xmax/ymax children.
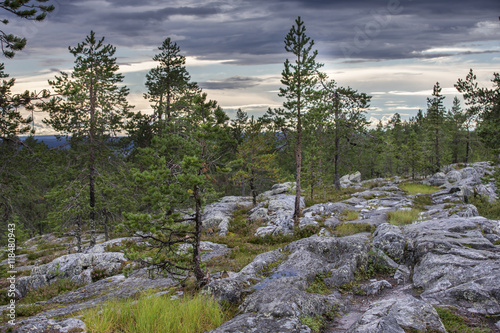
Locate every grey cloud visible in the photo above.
<box><xmin>199</xmin><ymin>76</ymin><xmax>265</xmax><ymax>90</ymax></box>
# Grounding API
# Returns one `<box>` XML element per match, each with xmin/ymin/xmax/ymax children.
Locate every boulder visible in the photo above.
<box><xmin>372</xmin><ymin>223</ymin><xmax>406</xmax><ymax>264</ymax></box>
<box><xmin>347</xmin><ymin>295</ymin><xmax>446</xmax><ymax>332</ymax></box>
<box><xmin>427</xmin><ymin>172</ymin><xmax>447</xmax><ymax>186</ymax></box>
<box><xmin>405</xmin><ymin>217</ymin><xmax>500</xmax><ymax>315</ymax></box>
<box><xmin>14</xmin><ymin>318</ymin><xmax>86</xmax><ymax>333</ymax></box>
<box><xmin>362</xmin><ymin>280</ymin><xmax>392</xmax><ymax>296</ymax></box>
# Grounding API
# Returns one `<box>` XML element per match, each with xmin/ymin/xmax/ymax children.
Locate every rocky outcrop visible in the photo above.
<box><xmin>205</xmin><ymin>234</ymin><xmax>371</xmax><ymax>332</ymax></box>
<box><xmin>405</xmin><ymin>217</ymin><xmax>500</xmax><ymax>315</ymax></box>
<box><xmin>15</xmin><ymin>238</ymin><xmax>138</xmax><ymax>298</ymax></box>
<box><xmin>202</xmin><ymin>196</ymin><xmax>253</xmax><ymax>236</ymax></box>
<box><xmin>427</xmin><ymin>162</ymin><xmax>498</xmax><ymax>203</ymax></box>
<box><xmin>347</xmin><ymin>295</ymin><xmax>446</xmax><ymax>333</ymax></box>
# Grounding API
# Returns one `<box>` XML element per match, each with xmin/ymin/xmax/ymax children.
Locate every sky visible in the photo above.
<box><xmin>3</xmin><ymin>0</ymin><xmax>500</xmax><ymax>135</ymax></box>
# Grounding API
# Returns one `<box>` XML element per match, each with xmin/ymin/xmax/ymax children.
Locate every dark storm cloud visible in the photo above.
<box><xmin>199</xmin><ymin>76</ymin><xmax>265</xmax><ymax>90</ymax></box>
<box><xmin>22</xmin><ymin>0</ymin><xmax>500</xmax><ymax>64</ymax></box>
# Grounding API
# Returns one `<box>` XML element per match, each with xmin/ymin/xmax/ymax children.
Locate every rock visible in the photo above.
<box><xmin>405</xmin><ymin>217</ymin><xmax>500</xmax><ymax>315</ymax></box>
<box><xmin>177</xmin><ymin>241</ymin><xmax>229</xmax><ymax>261</ymax></box>
<box><xmin>372</xmin><ymin>223</ymin><xmax>406</xmax><ymax>264</ymax></box>
<box><xmin>208</xmin><ymin>313</ymin><xmax>311</xmax><ymax>333</ymax></box>
<box><xmin>347</xmin><ymin>295</ymin><xmax>446</xmax><ymax>332</ymax></box>
<box><xmin>446</xmin><ymin>169</ymin><xmax>462</xmax><ymax>183</ymax></box>
<box><xmin>205</xmin><ymin>235</ymin><xmax>370</xmax><ymax>331</ymax></box>
<box><xmin>202</xmin><ymin>196</ymin><xmax>253</xmax><ymax>235</ymax></box>
<box><xmin>16</xmin><ymin>251</ymin><xmax>127</xmax><ymax>297</ymax></box>
<box><xmin>268</xmin><ymin>194</ymin><xmax>304</xmax><ymax>211</ymax></box>
<box><xmin>14</xmin><ymin>317</ymin><xmax>86</xmax><ymax>333</ymax></box>
<box><xmin>363</xmin><ymin>280</ymin><xmax>392</xmax><ymax>296</ymax></box>
<box><xmin>394</xmin><ymin>265</ymin><xmax>410</xmax><ymax>283</ymax></box>
<box><xmin>427</xmin><ymin>172</ymin><xmax>447</xmax><ymax>186</ymax></box>
<box><xmin>449</xmin><ymin>204</ymin><xmax>479</xmax><ymax>218</ymax></box>
<box><xmin>340</xmin><ymin>171</ymin><xmax>362</xmax><ymax>186</ymax></box>
<box><xmin>249</xmin><ymin>207</ymin><xmax>269</xmax><ymax>222</ymax></box>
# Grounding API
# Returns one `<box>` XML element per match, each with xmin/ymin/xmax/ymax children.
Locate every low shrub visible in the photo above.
<box><xmin>435</xmin><ymin>306</ymin><xmax>492</xmax><ymax>333</ymax></box>
<box><xmin>21</xmin><ymin>279</ymin><xmax>80</xmax><ymax>304</ymax></box>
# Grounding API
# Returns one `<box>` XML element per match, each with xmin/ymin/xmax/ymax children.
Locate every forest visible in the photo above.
<box><xmin>1</xmin><ymin>9</ymin><xmax>499</xmax><ymax>285</ymax></box>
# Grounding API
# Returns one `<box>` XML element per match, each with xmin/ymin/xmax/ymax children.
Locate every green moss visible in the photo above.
<box><xmin>299</xmin><ymin>314</ymin><xmax>324</xmax><ymax>332</ymax></box>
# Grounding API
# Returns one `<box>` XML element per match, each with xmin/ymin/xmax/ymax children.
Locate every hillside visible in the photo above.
<box><xmin>1</xmin><ymin>162</ymin><xmax>500</xmax><ymax>332</ymax></box>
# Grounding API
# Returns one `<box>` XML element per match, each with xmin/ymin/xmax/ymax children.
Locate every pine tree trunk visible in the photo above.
<box><xmin>334</xmin><ymin>94</ymin><xmax>341</xmax><ymax>191</ymax></box>
<box><xmin>293</xmin><ymin>102</ymin><xmax>302</xmax><ymax>227</ymax></box>
<box><xmin>250</xmin><ymin>175</ymin><xmax>257</xmax><ymax>206</ymax></box>
<box><xmin>192</xmin><ymin>184</ymin><xmax>205</xmax><ymax>285</ymax></box>
<box><xmin>88</xmin><ymin>66</ymin><xmax>96</xmax><ymax>248</ymax></box>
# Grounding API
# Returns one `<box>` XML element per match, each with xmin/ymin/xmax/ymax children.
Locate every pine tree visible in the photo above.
<box><xmin>425</xmin><ymin>82</ymin><xmax>447</xmax><ymax>171</ymax></box>
<box><xmin>271</xmin><ymin>16</ymin><xmax>323</xmax><ymax>226</ymax></box>
<box><xmin>41</xmin><ymin>31</ymin><xmax>133</xmax><ymax>248</ymax></box>
<box><xmin>144</xmin><ymin>38</ymin><xmax>199</xmax><ymax>131</ymax></box>
<box><xmin>0</xmin><ymin>0</ymin><xmax>54</xmax><ymax>58</ymax></box>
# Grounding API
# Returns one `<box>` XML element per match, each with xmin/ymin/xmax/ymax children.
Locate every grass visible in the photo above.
<box><xmin>82</xmin><ymin>291</ymin><xmax>228</xmax><ymax>333</ymax></box>
<box><xmin>21</xmin><ymin>279</ymin><xmax>81</xmax><ymax>304</ymax></box>
<box><xmin>333</xmin><ymin>222</ymin><xmax>375</xmax><ymax>237</ymax></box>
<box><xmin>400</xmin><ymin>182</ymin><xmax>440</xmax><ymax>195</ymax></box>
<box><xmin>469</xmin><ymin>196</ymin><xmax>500</xmax><ymax>220</ymax></box>
<box><xmin>387</xmin><ymin>209</ymin><xmax>422</xmax><ymax>226</ymax></box>
<box><xmin>305</xmin><ymin>186</ymin><xmax>362</xmax><ymax>207</ymax></box>
<box><xmin>340</xmin><ymin>210</ymin><xmax>359</xmax><ymax>221</ymax></box>
<box><xmin>435</xmin><ymin>306</ymin><xmax>492</xmax><ymax>333</ymax></box>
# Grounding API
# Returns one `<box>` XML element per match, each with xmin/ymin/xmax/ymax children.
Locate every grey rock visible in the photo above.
<box><xmin>394</xmin><ymin>265</ymin><xmax>410</xmax><ymax>283</ymax></box>
<box><xmin>449</xmin><ymin>204</ymin><xmax>479</xmax><ymax>218</ymax></box>
<box><xmin>205</xmin><ymin>235</ymin><xmax>370</xmax><ymax>331</ymax></box>
<box><xmin>347</xmin><ymin>295</ymin><xmax>446</xmax><ymax>333</ymax></box>
<box><xmin>427</xmin><ymin>172</ymin><xmax>447</xmax><ymax>186</ymax></box>
<box><xmin>405</xmin><ymin>217</ymin><xmax>500</xmax><ymax>315</ymax></box>
<box><xmin>363</xmin><ymin>280</ymin><xmax>392</xmax><ymax>296</ymax></box>
<box><xmin>16</xmin><ymin>252</ymin><xmax>127</xmax><ymax>297</ymax></box>
<box><xmin>249</xmin><ymin>207</ymin><xmax>269</xmax><ymax>223</ymax></box>
<box><xmin>207</xmin><ymin>313</ymin><xmax>311</xmax><ymax>333</ymax></box>
<box><xmin>446</xmin><ymin>169</ymin><xmax>462</xmax><ymax>183</ymax></box>
<box><xmin>372</xmin><ymin>223</ymin><xmax>406</xmax><ymax>264</ymax></box>
<box><xmin>268</xmin><ymin>194</ymin><xmax>304</xmax><ymax>212</ymax></box>
<box><xmin>14</xmin><ymin>317</ymin><xmax>86</xmax><ymax>333</ymax></box>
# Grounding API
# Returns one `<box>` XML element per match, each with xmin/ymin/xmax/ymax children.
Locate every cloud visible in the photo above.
<box><xmin>200</xmin><ymin>76</ymin><xmax>265</xmax><ymax>90</ymax></box>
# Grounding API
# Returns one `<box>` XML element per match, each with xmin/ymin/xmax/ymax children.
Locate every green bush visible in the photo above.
<box><xmin>469</xmin><ymin>196</ymin><xmax>500</xmax><ymax>220</ymax></box>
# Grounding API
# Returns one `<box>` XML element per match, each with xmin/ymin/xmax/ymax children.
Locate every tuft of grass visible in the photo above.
<box><xmin>387</xmin><ymin>209</ymin><xmax>422</xmax><ymax>226</ymax></box>
<box><xmin>305</xmin><ymin>187</ymin><xmax>362</xmax><ymax>207</ymax></box>
<box><xmin>435</xmin><ymin>306</ymin><xmax>492</xmax><ymax>333</ymax></box>
<box><xmin>82</xmin><ymin>291</ymin><xmax>228</xmax><ymax>333</ymax></box>
<box><xmin>340</xmin><ymin>210</ymin><xmax>359</xmax><ymax>222</ymax></box>
<box><xmin>400</xmin><ymin>182</ymin><xmax>440</xmax><ymax>195</ymax></box>
<box><xmin>333</xmin><ymin>222</ymin><xmax>375</xmax><ymax>237</ymax></box>
<box><xmin>12</xmin><ymin>304</ymin><xmax>45</xmax><ymax>318</ymax></box>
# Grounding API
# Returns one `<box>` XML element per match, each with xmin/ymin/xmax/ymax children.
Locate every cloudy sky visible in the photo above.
<box><xmin>4</xmin><ymin>0</ymin><xmax>500</xmax><ymax>134</ymax></box>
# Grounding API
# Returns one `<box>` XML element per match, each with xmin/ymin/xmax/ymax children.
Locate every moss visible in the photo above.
<box><xmin>400</xmin><ymin>182</ymin><xmax>440</xmax><ymax>195</ymax></box>
<box><xmin>305</xmin><ymin>272</ymin><xmax>332</xmax><ymax>295</ymax></box>
<box><xmin>340</xmin><ymin>210</ymin><xmax>359</xmax><ymax>221</ymax></box>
